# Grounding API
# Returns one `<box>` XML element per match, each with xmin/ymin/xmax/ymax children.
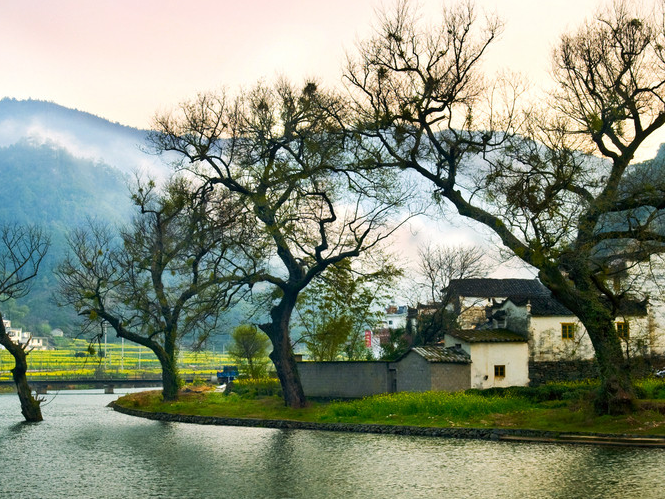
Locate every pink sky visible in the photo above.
<box><xmin>2</xmin><ymin>0</ymin><xmax>663</xmax><ymax>159</ymax></box>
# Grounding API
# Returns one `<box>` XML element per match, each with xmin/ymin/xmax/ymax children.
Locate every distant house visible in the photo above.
<box><xmin>379</xmin><ymin>304</ymin><xmax>410</xmax><ymax>330</ymax></box>
<box><xmin>0</xmin><ymin>319</ymin><xmax>49</xmax><ymax>351</ymax></box>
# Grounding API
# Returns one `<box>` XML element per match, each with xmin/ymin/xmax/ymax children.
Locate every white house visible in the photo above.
<box><xmin>443</xmin><ymin>329</ymin><xmax>529</xmax><ymax>389</ymax></box>
<box><xmin>0</xmin><ymin>319</ymin><xmax>49</xmax><ymax>351</ymax></box>
<box><xmin>445</xmin><ymin>278</ymin><xmax>655</xmax><ymax>362</ymax></box>
<box><xmin>378</xmin><ymin>304</ymin><xmax>409</xmax><ymax>330</ymax></box>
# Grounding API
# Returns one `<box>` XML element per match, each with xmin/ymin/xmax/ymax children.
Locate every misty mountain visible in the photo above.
<box><xmin>0</xmin><ymin>99</ymin><xmax>244</xmax><ymax>347</ymax></box>
<box><xmin>0</xmin><ymin>98</ymin><xmax>171</xmax><ymax>179</ymax></box>
<box><xmin>0</xmin><ymin>140</ymin><xmax>133</xmax><ymax>333</ymax></box>
<box><xmin>0</xmin><ymin>99</ymin><xmax>163</xmax><ymax>334</ymax></box>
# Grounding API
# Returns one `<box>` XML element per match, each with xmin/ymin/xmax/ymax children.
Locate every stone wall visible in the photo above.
<box><xmin>297</xmin><ymin>361</ymin><xmax>390</xmax><ymax>398</ymax></box>
<box><xmin>529</xmin><ymin>355</ymin><xmax>665</xmax><ymax>385</ymax></box>
<box><xmin>392</xmin><ymin>351</ymin><xmax>429</xmax><ymax>393</ymax></box>
<box><xmin>431</xmin><ymin>363</ymin><xmax>471</xmax><ymax>391</ymax></box>
<box><xmin>528</xmin><ymin>360</ymin><xmax>599</xmax><ymax>385</ymax></box>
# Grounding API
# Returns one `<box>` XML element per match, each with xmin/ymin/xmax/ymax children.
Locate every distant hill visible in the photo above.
<box><xmin>0</xmin><ymin>140</ymin><xmax>133</xmax><ymax>333</ymax></box>
<box><xmin>0</xmin><ymin>98</ymin><xmax>171</xmax><ymax>179</ymax></box>
<box><xmin>0</xmin><ymin>99</ymin><xmax>166</xmax><ymax>334</ymax></box>
<box><xmin>0</xmin><ymin>99</ymin><xmax>241</xmax><ymax>349</ymax></box>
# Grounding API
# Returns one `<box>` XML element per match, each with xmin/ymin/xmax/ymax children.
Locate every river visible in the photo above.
<box><xmin>1</xmin><ymin>390</ymin><xmax>665</xmax><ymax>498</ymax></box>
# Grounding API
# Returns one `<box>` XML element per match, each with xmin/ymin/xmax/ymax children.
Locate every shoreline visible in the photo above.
<box><xmin>109</xmin><ymin>402</ymin><xmax>665</xmax><ymax>448</ymax></box>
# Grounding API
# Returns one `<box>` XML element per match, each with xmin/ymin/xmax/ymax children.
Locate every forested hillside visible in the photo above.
<box><xmin>0</xmin><ymin>140</ymin><xmax>133</xmax><ymax>334</ymax></box>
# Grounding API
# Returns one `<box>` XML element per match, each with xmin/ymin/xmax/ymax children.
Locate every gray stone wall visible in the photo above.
<box><xmin>391</xmin><ymin>351</ymin><xmax>430</xmax><ymax>392</ymax></box>
<box><xmin>528</xmin><ymin>360</ymin><xmax>599</xmax><ymax>385</ymax></box>
<box><xmin>431</xmin><ymin>363</ymin><xmax>471</xmax><ymax>391</ymax></box>
<box><xmin>529</xmin><ymin>355</ymin><xmax>665</xmax><ymax>385</ymax></box>
<box><xmin>297</xmin><ymin>361</ymin><xmax>390</xmax><ymax>398</ymax></box>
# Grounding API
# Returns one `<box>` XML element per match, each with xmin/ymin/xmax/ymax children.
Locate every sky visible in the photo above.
<box><xmin>2</xmin><ymin>1</ymin><xmax>652</xmax><ymax>129</ymax></box>
<box><xmin>3</xmin><ymin>0</ymin><xmax>663</xmax><ymax>158</ymax></box>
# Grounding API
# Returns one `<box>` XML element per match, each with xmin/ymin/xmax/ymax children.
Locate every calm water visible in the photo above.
<box><xmin>1</xmin><ymin>390</ymin><xmax>665</xmax><ymax>499</ymax></box>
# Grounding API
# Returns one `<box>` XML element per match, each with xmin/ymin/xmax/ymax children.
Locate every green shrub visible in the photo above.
<box><xmin>635</xmin><ymin>378</ymin><xmax>665</xmax><ymax>399</ymax></box>
<box><xmin>464</xmin><ymin>381</ymin><xmax>598</xmax><ymax>403</ymax></box>
<box><xmin>229</xmin><ymin>378</ymin><xmax>282</xmax><ymax>398</ymax></box>
<box><xmin>325</xmin><ymin>391</ymin><xmax>533</xmax><ymax>421</ymax></box>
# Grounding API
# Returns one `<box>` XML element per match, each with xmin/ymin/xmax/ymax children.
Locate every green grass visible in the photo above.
<box><xmin>114</xmin><ymin>380</ymin><xmax>665</xmax><ymax>436</ymax></box>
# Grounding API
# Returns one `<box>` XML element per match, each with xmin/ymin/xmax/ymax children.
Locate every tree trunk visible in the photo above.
<box><xmin>0</xmin><ymin>330</ymin><xmax>43</xmax><ymax>422</ymax></box>
<box><xmin>544</xmin><ymin>273</ymin><xmax>636</xmax><ymax>415</ymax></box>
<box><xmin>12</xmin><ymin>351</ymin><xmax>43</xmax><ymax>422</ymax></box>
<box><xmin>582</xmin><ymin>318</ymin><xmax>635</xmax><ymax>415</ymax></box>
<box><xmin>154</xmin><ymin>337</ymin><xmax>181</xmax><ymax>402</ymax></box>
<box><xmin>262</xmin><ymin>292</ymin><xmax>307</xmax><ymax>408</ymax></box>
<box><xmin>160</xmin><ymin>357</ymin><xmax>181</xmax><ymax>401</ymax></box>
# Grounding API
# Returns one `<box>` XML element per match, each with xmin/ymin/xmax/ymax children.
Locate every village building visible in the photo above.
<box><xmin>0</xmin><ymin>319</ymin><xmax>50</xmax><ymax>351</ymax></box>
<box><xmin>445</xmin><ymin>278</ymin><xmax>655</xmax><ymax>362</ymax></box>
<box><xmin>298</xmin><ymin>277</ymin><xmax>659</xmax><ymax>398</ymax></box>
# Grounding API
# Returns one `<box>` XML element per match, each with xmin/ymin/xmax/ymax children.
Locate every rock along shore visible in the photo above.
<box><xmin>110</xmin><ymin>402</ymin><xmax>665</xmax><ymax>448</ymax></box>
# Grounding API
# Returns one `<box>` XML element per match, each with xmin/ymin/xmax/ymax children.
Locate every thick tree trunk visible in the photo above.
<box><xmin>543</xmin><ymin>273</ymin><xmax>636</xmax><ymax>415</ymax></box>
<box><xmin>262</xmin><ymin>292</ymin><xmax>307</xmax><ymax>408</ymax></box>
<box><xmin>12</xmin><ymin>351</ymin><xmax>43</xmax><ymax>422</ymax></box>
<box><xmin>154</xmin><ymin>337</ymin><xmax>181</xmax><ymax>402</ymax></box>
<box><xmin>0</xmin><ymin>330</ymin><xmax>43</xmax><ymax>422</ymax></box>
<box><xmin>160</xmin><ymin>358</ymin><xmax>181</xmax><ymax>401</ymax></box>
<box><xmin>581</xmin><ymin>317</ymin><xmax>635</xmax><ymax>415</ymax></box>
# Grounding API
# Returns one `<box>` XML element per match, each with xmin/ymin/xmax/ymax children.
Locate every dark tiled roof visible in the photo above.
<box><xmin>508</xmin><ymin>296</ymin><xmax>572</xmax><ymax>316</ymax></box>
<box><xmin>615</xmin><ymin>298</ymin><xmax>648</xmax><ymax>317</ymax></box>
<box><xmin>411</xmin><ymin>346</ymin><xmax>471</xmax><ymax>364</ymax></box>
<box><xmin>447</xmin><ymin>329</ymin><xmax>528</xmax><ymax>343</ymax></box>
<box><xmin>447</xmin><ymin>278</ymin><xmax>548</xmax><ymax>298</ymax></box>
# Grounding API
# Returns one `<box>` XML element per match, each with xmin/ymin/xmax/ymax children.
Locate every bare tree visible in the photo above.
<box><xmin>150</xmin><ymin>80</ymin><xmax>409</xmax><ymax>408</ymax></box>
<box><xmin>417</xmin><ymin>243</ymin><xmax>488</xmax><ymax>304</ymax></box>
<box><xmin>0</xmin><ymin>224</ymin><xmax>49</xmax><ymax>422</ymax></box>
<box><xmin>57</xmin><ymin>178</ymin><xmax>249</xmax><ymax>400</ymax></box>
<box><xmin>346</xmin><ymin>1</ymin><xmax>665</xmax><ymax>414</ymax></box>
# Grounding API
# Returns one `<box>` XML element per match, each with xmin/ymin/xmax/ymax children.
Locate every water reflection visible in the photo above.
<box><xmin>1</xmin><ymin>391</ymin><xmax>664</xmax><ymax>498</ymax></box>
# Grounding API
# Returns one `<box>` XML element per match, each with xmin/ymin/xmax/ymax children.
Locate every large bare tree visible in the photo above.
<box><xmin>57</xmin><ymin>178</ymin><xmax>249</xmax><ymax>400</ymax></box>
<box><xmin>150</xmin><ymin>80</ymin><xmax>408</xmax><ymax>407</ymax></box>
<box><xmin>0</xmin><ymin>224</ymin><xmax>49</xmax><ymax>422</ymax></box>
<box><xmin>346</xmin><ymin>1</ymin><xmax>665</xmax><ymax>414</ymax></box>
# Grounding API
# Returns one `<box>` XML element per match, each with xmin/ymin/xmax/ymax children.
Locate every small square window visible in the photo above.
<box><xmin>494</xmin><ymin>365</ymin><xmax>505</xmax><ymax>378</ymax></box>
<box><xmin>616</xmin><ymin>322</ymin><xmax>629</xmax><ymax>339</ymax></box>
<box><xmin>561</xmin><ymin>323</ymin><xmax>575</xmax><ymax>340</ymax></box>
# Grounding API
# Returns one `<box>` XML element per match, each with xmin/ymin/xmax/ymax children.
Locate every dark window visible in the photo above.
<box><xmin>561</xmin><ymin>323</ymin><xmax>575</xmax><ymax>340</ymax></box>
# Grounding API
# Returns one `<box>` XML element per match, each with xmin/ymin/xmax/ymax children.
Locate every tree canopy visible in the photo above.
<box><xmin>56</xmin><ymin>178</ymin><xmax>249</xmax><ymax>400</ymax></box>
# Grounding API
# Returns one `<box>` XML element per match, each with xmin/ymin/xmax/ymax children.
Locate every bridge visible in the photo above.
<box><xmin>0</xmin><ymin>376</ymin><xmax>211</xmax><ymax>394</ymax></box>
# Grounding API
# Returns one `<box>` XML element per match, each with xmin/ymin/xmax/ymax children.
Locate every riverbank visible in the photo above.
<box><xmin>110</xmin><ymin>400</ymin><xmax>665</xmax><ymax>447</ymax></box>
<box><xmin>112</xmin><ymin>384</ymin><xmax>665</xmax><ymax>446</ymax></box>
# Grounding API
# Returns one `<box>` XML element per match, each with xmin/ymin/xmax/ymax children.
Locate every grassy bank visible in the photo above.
<box><xmin>114</xmin><ymin>379</ymin><xmax>665</xmax><ymax>436</ymax></box>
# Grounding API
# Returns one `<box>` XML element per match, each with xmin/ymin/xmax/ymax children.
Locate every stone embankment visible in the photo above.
<box><xmin>110</xmin><ymin>403</ymin><xmax>665</xmax><ymax>448</ymax></box>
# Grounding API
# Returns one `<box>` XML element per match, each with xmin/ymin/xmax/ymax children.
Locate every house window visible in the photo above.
<box><xmin>561</xmin><ymin>323</ymin><xmax>575</xmax><ymax>340</ymax></box>
<box><xmin>616</xmin><ymin>321</ymin><xmax>629</xmax><ymax>339</ymax></box>
<box><xmin>494</xmin><ymin>365</ymin><xmax>506</xmax><ymax>378</ymax></box>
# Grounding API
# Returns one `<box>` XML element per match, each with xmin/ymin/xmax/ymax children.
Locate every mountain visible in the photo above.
<box><xmin>0</xmin><ymin>98</ymin><xmax>171</xmax><ymax>179</ymax></box>
<box><xmin>0</xmin><ymin>99</ymin><xmax>174</xmax><ymax>334</ymax></box>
